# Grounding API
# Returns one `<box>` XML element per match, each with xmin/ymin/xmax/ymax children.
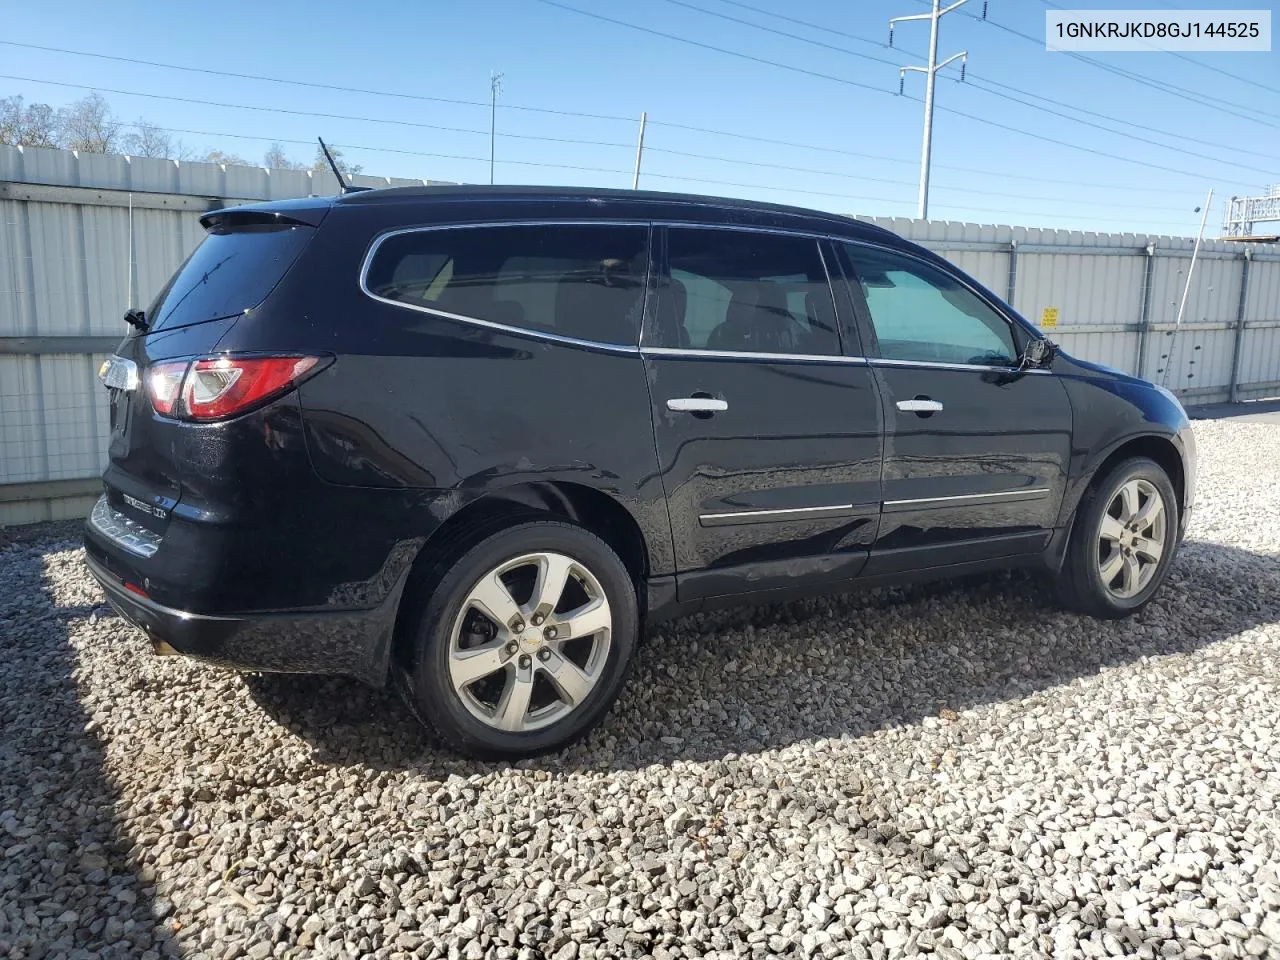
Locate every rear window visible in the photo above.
<box><xmin>364</xmin><ymin>224</ymin><xmax>649</xmax><ymax>345</ymax></box>
<box><xmin>146</xmin><ymin>223</ymin><xmax>313</xmax><ymax>333</ymax></box>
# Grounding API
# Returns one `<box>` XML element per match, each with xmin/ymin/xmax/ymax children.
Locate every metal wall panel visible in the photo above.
<box><xmin>1240</xmin><ymin>325</ymin><xmax>1280</xmax><ymax>385</ymax></box>
<box><xmin>1053</xmin><ymin>330</ymin><xmax>1141</xmax><ymax>374</ymax></box>
<box><xmin>1245</xmin><ymin>259</ymin><xmax>1280</xmax><ymax>324</ymax></box>
<box><xmin>0</xmin><ymin>355</ymin><xmax>45</xmax><ymax>484</ymax></box>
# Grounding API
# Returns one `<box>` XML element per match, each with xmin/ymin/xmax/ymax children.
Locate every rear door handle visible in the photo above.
<box><xmin>667</xmin><ymin>397</ymin><xmax>728</xmax><ymax>413</ymax></box>
<box><xmin>896</xmin><ymin>398</ymin><xmax>944</xmax><ymax>414</ymax></box>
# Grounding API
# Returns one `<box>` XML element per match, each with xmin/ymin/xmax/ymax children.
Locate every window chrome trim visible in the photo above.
<box><xmin>654</xmin><ymin>219</ymin><xmax>837</xmax><ymax>242</ymax></box>
<box><xmin>882</xmin><ymin>487</ymin><xmax>1051</xmax><ymax>511</ymax></box>
<box><xmin>870</xmin><ymin>357</ymin><xmax>1051</xmax><ymax>375</ymax></box>
<box><xmin>357</xmin><ymin>219</ymin><xmax>651</xmax><ymax>354</ymax></box>
<box><xmin>699</xmin><ymin>502</ymin><xmax>869</xmax><ymax>526</ymax></box>
<box><xmin>644</xmin><ymin>346</ymin><xmax>867</xmax><ymax>364</ymax></box>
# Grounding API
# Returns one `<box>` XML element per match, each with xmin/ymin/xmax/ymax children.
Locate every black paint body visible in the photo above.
<box><xmin>84</xmin><ymin>187</ymin><xmax>1197</xmax><ymax>685</ymax></box>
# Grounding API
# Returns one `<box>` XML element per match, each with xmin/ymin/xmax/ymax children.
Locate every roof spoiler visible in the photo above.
<box><xmin>199</xmin><ymin>206</ymin><xmax>329</xmax><ymax>231</ymax></box>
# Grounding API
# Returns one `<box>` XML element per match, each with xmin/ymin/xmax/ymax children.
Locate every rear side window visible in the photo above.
<box><xmin>652</xmin><ymin>228</ymin><xmax>840</xmax><ymax>356</ymax></box>
<box><xmin>364</xmin><ymin>224</ymin><xmax>650</xmax><ymax>346</ymax></box>
<box><xmin>147</xmin><ymin>223</ymin><xmax>313</xmax><ymax>333</ymax></box>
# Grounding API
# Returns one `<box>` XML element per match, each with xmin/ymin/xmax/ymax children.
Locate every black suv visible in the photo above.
<box><xmin>86</xmin><ymin>186</ymin><xmax>1197</xmax><ymax>758</ymax></box>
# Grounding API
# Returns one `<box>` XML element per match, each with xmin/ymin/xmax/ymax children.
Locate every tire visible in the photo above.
<box><xmin>409</xmin><ymin>520</ymin><xmax>638</xmax><ymax>759</ymax></box>
<box><xmin>1057</xmin><ymin>456</ymin><xmax>1180</xmax><ymax>619</ymax></box>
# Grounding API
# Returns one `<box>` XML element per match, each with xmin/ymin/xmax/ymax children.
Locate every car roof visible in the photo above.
<box><xmin>329</xmin><ymin>184</ymin><xmax>900</xmax><ymax>244</ymax></box>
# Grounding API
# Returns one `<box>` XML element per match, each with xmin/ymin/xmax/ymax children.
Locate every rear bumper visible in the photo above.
<box><xmin>83</xmin><ymin>549</ymin><xmax>404</xmax><ymax>686</ymax></box>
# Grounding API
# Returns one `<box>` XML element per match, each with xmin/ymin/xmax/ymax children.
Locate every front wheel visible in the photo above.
<box><xmin>1057</xmin><ymin>456</ymin><xmax>1180</xmax><ymax>619</ymax></box>
<box><xmin>410</xmin><ymin>521</ymin><xmax>638</xmax><ymax>759</ymax></box>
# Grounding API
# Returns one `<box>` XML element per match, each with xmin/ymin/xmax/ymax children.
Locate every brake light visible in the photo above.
<box><xmin>146</xmin><ymin>361</ymin><xmax>188</xmax><ymax>415</ymax></box>
<box><xmin>145</xmin><ymin>355</ymin><xmax>323</xmax><ymax>421</ymax></box>
<box><xmin>182</xmin><ymin>356</ymin><xmax>318</xmax><ymax>420</ymax></box>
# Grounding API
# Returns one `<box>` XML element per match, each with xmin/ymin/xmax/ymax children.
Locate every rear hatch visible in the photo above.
<box><xmin>100</xmin><ymin>204</ymin><xmax>325</xmax><ymax>537</ymax></box>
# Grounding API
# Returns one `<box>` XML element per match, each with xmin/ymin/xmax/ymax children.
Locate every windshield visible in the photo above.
<box><xmin>146</xmin><ymin>223</ymin><xmax>313</xmax><ymax>332</ymax></box>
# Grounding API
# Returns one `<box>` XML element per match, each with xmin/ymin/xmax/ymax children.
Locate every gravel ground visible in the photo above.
<box><xmin>2</xmin><ymin>416</ymin><xmax>1279</xmax><ymax>960</ymax></box>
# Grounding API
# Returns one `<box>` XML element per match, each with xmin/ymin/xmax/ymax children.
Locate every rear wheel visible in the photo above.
<box><xmin>1057</xmin><ymin>456</ymin><xmax>1179</xmax><ymax>619</ymax></box>
<box><xmin>410</xmin><ymin>521</ymin><xmax>637</xmax><ymax>758</ymax></box>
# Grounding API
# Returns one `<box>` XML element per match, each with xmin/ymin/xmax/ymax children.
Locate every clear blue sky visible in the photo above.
<box><xmin>2</xmin><ymin>0</ymin><xmax>1277</xmax><ymax>236</ymax></box>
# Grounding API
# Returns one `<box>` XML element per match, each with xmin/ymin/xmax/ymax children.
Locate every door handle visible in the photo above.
<box><xmin>896</xmin><ymin>398</ymin><xmax>944</xmax><ymax>414</ymax></box>
<box><xmin>667</xmin><ymin>397</ymin><xmax>728</xmax><ymax>413</ymax></box>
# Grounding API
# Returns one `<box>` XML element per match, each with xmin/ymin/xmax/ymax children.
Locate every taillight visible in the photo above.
<box><xmin>146</xmin><ymin>361</ymin><xmax>188</xmax><ymax>415</ymax></box>
<box><xmin>182</xmin><ymin>356</ymin><xmax>319</xmax><ymax>421</ymax></box>
<box><xmin>145</xmin><ymin>355</ymin><xmax>323</xmax><ymax>421</ymax></box>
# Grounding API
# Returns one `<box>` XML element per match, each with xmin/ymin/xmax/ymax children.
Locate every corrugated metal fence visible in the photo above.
<box><xmin>2</xmin><ymin>143</ymin><xmax>1278</xmax><ymax>524</ymax></box>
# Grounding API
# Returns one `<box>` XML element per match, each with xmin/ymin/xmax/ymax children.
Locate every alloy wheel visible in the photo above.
<box><xmin>447</xmin><ymin>551</ymin><xmax>613</xmax><ymax>733</ymax></box>
<box><xmin>1097</xmin><ymin>478</ymin><xmax>1167</xmax><ymax>600</ymax></box>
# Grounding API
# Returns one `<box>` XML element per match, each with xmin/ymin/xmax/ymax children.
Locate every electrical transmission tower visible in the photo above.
<box><xmin>1223</xmin><ymin>185</ymin><xmax>1280</xmax><ymax>238</ymax></box>
<box><xmin>890</xmin><ymin>1</ymin><xmax>983</xmax><ymax>219</ymax></box>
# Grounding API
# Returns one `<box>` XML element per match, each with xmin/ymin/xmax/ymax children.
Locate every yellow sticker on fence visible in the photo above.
<box><xmin>1040</xmin><ymin>307</ymin><xmax>1059</xmax><ymax>329</ymax></box>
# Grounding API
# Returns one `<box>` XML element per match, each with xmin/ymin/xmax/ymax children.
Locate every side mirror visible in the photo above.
<box><xmin>1022</xmin><ymin>337</ymin><xmax>1055</xmax><ymax>369</ymax></box>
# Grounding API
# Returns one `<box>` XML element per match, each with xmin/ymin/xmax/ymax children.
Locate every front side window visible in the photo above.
<box><xmin>839</xmin><ymin>244</ymin><xmax>1017</xmax><ymax>366</ymax></box>
<box><xmin>651</xmin><ymin>228</ymin><xmax>840</xmax><ymax>356</ymax></box>
<box><xmin>364</xmin><ymin>224</ymin><xmax>649</xmax><ymax>345</ymax></box>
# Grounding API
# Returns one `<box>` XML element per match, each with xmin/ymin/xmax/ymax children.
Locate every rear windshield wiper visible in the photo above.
<box><xmin>124</xmin><ymin>308</ymin><xmax>149</xmax><ymax>332</ymax></box>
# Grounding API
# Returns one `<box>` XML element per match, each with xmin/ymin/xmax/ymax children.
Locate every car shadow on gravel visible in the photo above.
<box><xmin>0</xmin><ymin>525</ymin><xmax>178</xmax><ymax>959</ymax></box>
<box><xmin>241</xmin><ymin>537</ymin><xmax>1280</xmax><ymax>776</ymax></box>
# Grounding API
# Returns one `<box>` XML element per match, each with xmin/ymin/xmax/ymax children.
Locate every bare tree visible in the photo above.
<box><xmin>198</xmin><ymin>149</ymin><xmax>250</xmax><ymax>167</ymax></box>
<box><xmin>57</xmin><ymin>93</ymin><xmax>122</xmax><ymax>153</ymax></box>
<box><xmin>313</xmin><ymin>144</ymin><xmax>363</xmax><ymax>177</ymax></box>
<box><xmin>0</xmin><ymin>96</ymin><xmax>60</xmax><ymax>148</ymax></box>
<box><xmin>263</xmin><ymin>143</ymin><xmax>307</xmax><ymax>170</ymax></box>
<box><xmin>122</xmin><ymin>120</ymin><xmax>174</xmax><ymax>159</ymax></box>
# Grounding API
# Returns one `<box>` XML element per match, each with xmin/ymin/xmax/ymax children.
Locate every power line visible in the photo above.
<box><xmin>533</xmin><ymin>5</ymin><xmax>1259</xmax><ymax>187</ymax></box>
<box><xmin>116</xmin><ymin>121</ymin><xmax>1214</xmax><ymax>227</ymax></box>
<box><xmin>643</xmin><ymin>118</ymin><xmax>1218</xmax><ymax>194</ymax></box>
<box><xmin>908</xmin><ymin>0</ymin><xmax>1280</xmax><ymax>124</ymax></box>
<box><xmin>126</xmin><ymin>123</ymin><xmax>635</xmax><ymax>178</ymax></box>
<box><xmin>0</xmin><ymin>74</ymin><xmax>635</xmax><ymax>150</ymax></box>
<box><xmin>965</xmin><ymin>75</ymin><xmax>1279</xmax><ymax>163</ymax></box>
<box><xmin>961</xmin><ymin>78</ymin><xmax>1278</xmax><ymax>175</ymax></box>
<box><xmin>4</xmin><ymin>36</ymin><xmax>1255</xmax><ymax>197</ymax></box>
<box><xmin>0</xmin><ymin>40</ymin><xmax>638</xmax><ymax>124</ymax></box>
<box><xmin>656</xmin><ymin>0</ymin><xmax>1278</xmax><ymax>168</ymax></box>
<box><xmin>0</xmin><ymin>66</ymin><xmax>1219</xmax><ymax>200</ymax></box>
<box><xmin>647</xmin><ymin>145</ymin><xmax>1197</xmax><ymax>209</ymax></box>
<box><xmin>713</xmin><ymin>0</ymin><xmax>925</xmax><ymax>58</ymax></box>
<box><xmin>1035</xmin><ymin>0</ymin><xmax>1280</xmax><ymax>97</ymax></box>
<box><xmin>1024</xmin><ymin>2</ymin><xmax>1280</xmax><ymax>124</ymax></box>
<box><xmin>655</xmin><ymin>0</ymin><xmax>910</xmax><ymax>68</ymax></box>
<box><xmin>129</xmin><ymin>121</ymin><xmax>1204</xmax><ymax>221</ymax></box>
<box><xmin>533</xmin><ymin>0</ymin><xmax>899</xmax><ymax>98</ymax></box>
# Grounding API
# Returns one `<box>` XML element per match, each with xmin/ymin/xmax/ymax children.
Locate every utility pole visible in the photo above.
<box><xmin>632</xmin><ymin>112</ymin><xmax>647</xmax><ymax>190</ymax></box>
<box><xmin>489</xmin><ymin>72</ymin><xmax>503</xmax><ymax>186</ymax></box>
<box><xmin>890</xmin><ymin>0</ymin><xmax>974</xmax><ymax>219</ymax></box>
